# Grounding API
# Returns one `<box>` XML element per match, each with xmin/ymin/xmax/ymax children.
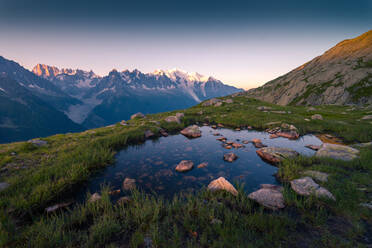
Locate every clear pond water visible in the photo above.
<box><xmin>77</xmin><ymin>126</ymin><xmax>322</xmax><ymax>201</ymax></box>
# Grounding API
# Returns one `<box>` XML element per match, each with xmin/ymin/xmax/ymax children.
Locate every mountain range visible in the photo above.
<box><xmin>0</xmin><ymin>56</ymin><xmax>241</xmax><ymax>142</ymax></box>
<box><xmin>245</xmin><ymin>30</ymin><xmax>372</xmax><ymax>106</ymax></box>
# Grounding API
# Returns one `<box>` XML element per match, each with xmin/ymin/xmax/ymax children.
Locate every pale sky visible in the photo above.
<box><xmin>0</xmin><ymin>0</ymin><xmax>371</xmax><ymax>90</ymax></box>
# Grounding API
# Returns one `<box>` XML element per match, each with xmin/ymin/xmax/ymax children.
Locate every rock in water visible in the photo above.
<box><xmin>276</xmin><ymin>131</ymin><xmax>299</xmax><ymax>140</ymax></box>
<box><xmin>311</xmin><ymin>114</ymin><xmax>323</xmax><ymax>120</ymax></box>
<box><xmin>315</xmin><ymin>143</ymin><xmax>359</xmax><ymax>161</ymax></box>
<box><xmin>290</xmin><ymin>177</ymin><xmax>335</xmax><ymax>200</ymax></box>
<box><xmin>144</xmin><ymin>130</ymin><xmax>155</xmax><ymax>139</ymax></box>
<box><xmin>175</xmin><ymin>160</ymin><xmax>194</xmax><ymax>172</ymax></box>
<box><xmin>131</xmin><ymin>112</ymin><xmax>145</xmax><ymax>119</ymax></box>
<box><xmin>223</xmin><ymin>153</ymin><xmax>238</xmax><ymax>162</ymax></box>
<box><xmin>248</xmin><ymin>184</ymin><xmax>285</xmax><ymax>210</ymax></box>
<box><xmin>305</xmin><ymin>144</ymin><xmax>321</xmax><ymax>151</ymax></box>
<box><xmin>252</xmin><ymin>139</ymin><xmax>266</xmax><ymax>148</ymax></box>
<box><xmin>180</xmin><ymin>125</ymin><xmax>201</xmax><ymax>138</ymax></box>
<box><xmin>207</xmin><ymin>177</ymin><xmax>238</xmax><ymax>196</ymax></box>
<box><xmin>123</xmin><ymin>178</ymin><xmax>136</xmax><ymax>190</ymax></box>
<box><xmin>197</xmin><ymin>162</ymin><xmax>208</xmax><ymax>169</ymax></box>
<box><xmin>256</xmin><ymin>147</ymin><xmax>299</xmax><ymax>165</ymax></box>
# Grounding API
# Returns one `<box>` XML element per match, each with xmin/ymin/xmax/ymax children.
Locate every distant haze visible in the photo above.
<box><xmin>0</xmin><ymin>0</ymin><xmax>371</xmax><ymax>90</ymax></box>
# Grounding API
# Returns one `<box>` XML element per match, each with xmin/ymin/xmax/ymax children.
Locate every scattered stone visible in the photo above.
<box><xmin>304</xmin><ymin>118</ymin><xmax>310</xmax><ymax>122</ymax></box>
<box><xmin>290</xmin><ymin>177</ymin><xmax>335</xmax><ymax>200</ymax></box>
<box><xmin>248</xmin><ymin>184</ymin><xmax>285</xmax><ymax>210</ymax></box>
<box><xmin>165</xmin><ymin>116</ymin><xmax>180</xmax><ymax>123</ymax></box>
<box><xmin>176</xmin><ymin>112</ymin><xmax>184</xmax><ymax>119</ymax></box>
<box><xmin>257</xmin><ymin>106</ymin><xmax>272</xmax><ymax>111</ymax></box>
<box><xmin>202</xmin><ymin>98</ymin><xmax>221</xmax><ymax>106</ymax></box>
<box><xmin>305</xmin><ymin>144</ymin><xmax>321</xmax><ymax>151</ymax></box>
<box><xmin>276</xmin><ymin>131</ymin><xmax>299</xmax><ymax>140</ymax></box>
<box><xmin>214</xmin><ymin>102</ymin><xmax>222</xmax><ymax>107</ymax></box>
<box><xmin>231</xmin><ymin>142</ymin><xmax>244</xmax><ymax>148</ymax></box>
<box><xmin>28</xmin><ymin>139</ymin><xmax>48</xmax><ymax>147</ymax></box>
<box><xmin>217</xmin><ymin>123</ymin><xmax>224</xmax><ymax>128</ymax></box>
<box><xmin>175</xmin><ymin>160</ymin><xmax>194</xmax><ymax>172</ymax></box>
<box><xmin>303</xmin><ymin>170</ymin><xmax>329</xmax><ymax>182</ymax></box>
<box><xmin>311</xmin><ymin>114</ymin><xmax>323</xmax><ymax>120</ymax></box>
<box><xmin>207</xmin><ymin>177</ymin><xmax>238</xmax><ymax>196</ymax></box>
<box><xmin>235</xmin><ymin>128</ymin><xmax>241</xmax><ymax>131</ymax></box>
<box><xmin>89</xmin><ymin>193</ymin><xmax>102</xmax><ymax>203</ymax></box>
<box><xmin>217</xmin><ymin>137</ymin><xmax>227</xmax><ymax>142</ymax></box>
<box><xmin>281</xmin><ymin>123</ymin><xmax>290</xmax><ymax>129</ymax></box>
<box><xmin>271</xmin><ymin>110</ymin><xmax>287</xmax><ymax>114</ymax></box>
<box><xmin>159</xmin><ymin>129</ymin><xmax>168</xmax><ymax>137</ymax></box>
<box><xmin>242</xmin><ymin>140</ymin><xmax>250</xmax><ymax>144</ymax></box>
<box><xmin>211</xmin><ymin>218</ymin><xmax>223</xmax><ymax>225</ymax></box>
<box><xmin>197</xmin><ymin>162</ymin><xmax>208</xmax><ymax>169</ymax></box>
<box><xmin>109</xmin><ymin>189</ymin><xmax>121</xmax><ymax>195</ymax></box>
<box><xmin>144</xmin><ymin>130</ymin><xmax>155</xmax><ymax>139</ymax></box>
<box><xmin>211</xmin><ymin>125</ymin><xmax>217</xmax><ymax>129</ymax></box>
<box><xmin>256</xmin><ymin>147</ymin><xmax>299</xmax><ymax>165</ymax></box>
<box><xmin>224</xmin><ymin>145</ymin><xmax>232</xmax><ymax>149</ymax></box>
<box><xmin>307</xmin><ymin>107</ymin><xmax>316</xmax><ymax>111</ymax></box>
<box><xmin>180</xmin><ymin>125</ymin><xmax>201</xmax><ymax>138</ymax></box>
<box><xmin>10</xmin><ymin>152</ymin><xmax>16</xmax><ymax>156</ymax></box>
<box><xmin>223</xmin><ymin>152</ymin><xmax>238</xmax><ymax>162</ymax></box>
<box><xmin>224</xmin><ymin>99</ymin><xmax>233</xmax><ymax>104</ymax></box>
<box><xmin>131</xmin><ymin>112</ymin><xmax>145</xmax><ymax>119</ymax></box>
<box><xmin>45</xmin><ymin>202</ymin><xmax>72</xmax><ymax>213</ymax></box>
<box><xmin>270</xmin><ymin>134</ymin><xmax>279</xmax><ymax>139</ymax></box>
<box><xmin>360</xmin><ymin>202</ymin><xmax>372</xmax><ymax>210</ymax></box>
<box><xmin>120</xmin><ymin>120</ymin><xmax>128</xmax><ymax>126</ymax></box>
<box><xmin>247</xmin><ymin>126</ymin><xmax>253</xmax><ymax>130</ymax></box>
<box><xmin>252</xmin><ymin>138</ymin><xmax>266</xmax><ymax>148</ymax></box>
<box><xmin>117</xmin><ymin>196</ymin><xmax>132</xmax><ymax>205</ymax></box>
<box><xmin>0</xmin><ymin>182</ymin><xmax>10</xmax><ymax>192</ymax></box>
<box><xmin>289</xmin><ymin>125</ymin><xmax>297</xmax><ymax>131</ymax></box>
<box><xmin>361</xmin><ymin>115</ymin><xmax>372</xmax><ymax>120</ymax></box>
<box><xmin>123</xmin><ymin>178</ymin><xmax>136</xmax><ymax>190</ymax></box>
<box><xmin>213</xmin><ymin>132</ymin><xmax>221</xmax><ymax>136</ymax></box>
<box><xmin>315</xmin><ymin>143</ymin><xmax>359</xmax><ymax>161</ymax></box>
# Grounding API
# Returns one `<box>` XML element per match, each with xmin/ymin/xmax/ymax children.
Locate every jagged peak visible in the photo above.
<box><xmin>33</xmin><ymin>64</ymin><xmax>99</xmax><ymax>79</ymax></box>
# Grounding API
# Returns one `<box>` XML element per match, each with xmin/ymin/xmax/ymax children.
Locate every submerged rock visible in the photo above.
<box><xmin>252</xmin><ymin>138</ymin><xmax>266</xmax><ymax>148</ymax></box>
<box><xmin>175</xmin><ymin>160</ymin><xmax>194</xmax><ymax>172</ymax></box>
<box><xmin>89</xmin><ymin>193</ymin><xmax>102</xmax><ymax>203</ymax></box>
<box><xmin>276</xmin><ymin>131</ymin><xmax>299</xmax><ymax>140</ymax></box>
<box><xmin>256</xmin><ymin>147</ymin><xmax>299</xmax><ymax>165</ymax></box>
<box><xmin>207</xmin><ymin>177</ymin><xmax>238</xmax><ymax>196</ymax></box>
<box><xmin>131</xmin><ymin>112</ymin><xmax>145</xmax><ymax>119</ymax></box>
<box><xmin>231</xmin><ymin>142</ymin><xmax>244</xmax><ymax>148</ymax></box>
<box><xmin>181</xmin><ymin>125</ymin><xmax>201</xmax><ymax>138</ymax></box>
<box><xmin>223</xmin><ymin>152</ymin><xmax>238</xmax><ymax>162</ymax></box>
<box><xmin>248</xmin><ymin>184</ymin><xmax>285</xmax><ymax>210</ymax></box>
<box><xmin>303</xmin><ymin>170</ymin><xmax>329</xmax><ymax>182</ymax></box>
<box><xmin>315</xmin><ymin>143</ymin><xmax>359</xmax><ymax>161</ymax></box>
<box><xmin>123</xmin><ymin>178</ymin><xmax>136</xmax><ymax>190</ymax></box>
<box><xmin>290</xmin><ymin>177</ymin><xmax>335</xmax><ymax>200</ymax></box>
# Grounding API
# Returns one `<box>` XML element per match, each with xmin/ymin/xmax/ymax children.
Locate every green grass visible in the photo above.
<box><xmin>1</xmin><ymin>96</ymin><xmax>372</xmax><ymax>247</ymax></box>
<box><xmin>346</xmin><ymin>73</ymin><xmax>372</xmax><ymax>102</ymax></box>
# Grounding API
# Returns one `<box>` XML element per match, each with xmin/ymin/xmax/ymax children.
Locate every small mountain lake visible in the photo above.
<box><xmin>77</xmin><ymin>126</ymin><xmax>322</xmax><ymax>201</ymax></box>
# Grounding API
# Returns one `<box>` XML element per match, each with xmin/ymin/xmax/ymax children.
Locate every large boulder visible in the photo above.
<box><xmin>256</xmin><ymin>147</ymin><xmax>299</xmax><ymax>165</ymax></box>
<box><xmin>175</xmin><ymin>160</ymin><xmax>194</xmax><ymax>172</ymax></box>
<box><xmin>315</xmin><ymin>143</ymin><xmax>359</xmax><ymax>161</ymax></box>
<box><xmin>165</xmin><ymin>113</ymin><xmax>184</xmax><ymax>124</ymax></box>
<box><xmin>290</xmin><ymin>177</ymin><xmax>335</xmax><ymax>200</ymax></box>
<box><xmin>207</xmin><ymin>177</ymin><xmax>238</xmax><ymax>196</ymax></box>
<box><xmin>180</xmin><ymin>125</ymin><xmax>201</xmax><ymax>138</ymax></box>
<box><xmin>131</xmin><ymin>112</ymin><xmax>145</xmax><ymax>119</ymax></box>
<box><xmin>248</xmin><ymin>184</ymin><xmax>285</xmax><ymax>210</ymax></box>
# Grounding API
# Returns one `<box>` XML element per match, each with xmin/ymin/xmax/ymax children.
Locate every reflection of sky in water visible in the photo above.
<box><xmin>77</xmin><ymin>126</ymin><xmax>322</xmax><ymax>201</ymax></box>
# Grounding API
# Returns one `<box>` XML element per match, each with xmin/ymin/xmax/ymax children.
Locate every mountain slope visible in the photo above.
<box><xmin>0</xmin><ymin>56</ymin><xmax>81</xmax><ymax>111</ymax></box>
<box><xmin>82</xmin><ymin>68</ymin><xmax>241</xmax><ymax>127</ymax></box>
<box><xmin>246</xmin><ymin>30</ymin><xmax>372</xmax><ymax>106</ymax></box>
<box><xmin>0</xmin><ymin>75</ymin><xmax>84</xmax><ymax>143</ymax></box>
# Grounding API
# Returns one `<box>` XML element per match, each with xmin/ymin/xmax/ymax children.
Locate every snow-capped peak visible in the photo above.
<box><xmin>151</xmin><ymin>68</ymin><xmax>210</xmax><ymax>83</ymax></box>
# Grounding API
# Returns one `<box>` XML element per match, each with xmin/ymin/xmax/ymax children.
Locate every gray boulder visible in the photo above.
<box><xmin>290</xmin><ymin>177</ymin><xmax>335</xmax><ymax>200</ymax></box>
<box><xmin>248</xmin><ymin>184</ymin><xmax>285</xmax><ymax>210</ymax></box>
<box><xmin>315</xmin><ymin>143</ymin><xmax>359</xmax><ymax>161</ymax></box>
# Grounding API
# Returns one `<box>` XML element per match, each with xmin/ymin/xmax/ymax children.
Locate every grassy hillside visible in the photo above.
<box><xmin>1</xmin><ymin>95</ymin><xmax>372</xmax><ymax>247</ymax></box>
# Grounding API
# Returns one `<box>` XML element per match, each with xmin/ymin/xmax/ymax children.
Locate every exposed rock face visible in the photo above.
<box><xmin>290</xmin><ymin>177</ymin><xmax>335</xmax><ymax>200</ymax></box>
<box><xmin>311</xmin><ymin>114</ymin><xmax>323</xmax><ymax>120</ymax></box>
<box><xmin>315</xmin><ymin>143</ymin><xmax>359</xmax><ymax>161</ymax></box>
<box><xmin>303</xmin><ymin>170</ymin><xmax>329</xmax><ymax>182</ymax></box>
<box><xmin>180</xmin><ymin>125</ymin><xmax>201</xmax><ymax>138</ymax></box>
<box><xmin>256</xmin><ymin>147</ymin><xmax>299</xmax><ymax>164</ymax></box>
<box><xmin>248</xmin><ymin>184</ymin><xmax>285</xmax><ymax>210</ymax></box>
<box><xmin>207</xmin><ymin>177</ymin><xmax>238</xmax><ymax>196</ymax></box>
<box><xmin>245</xmin><ymin>30</ymin><xmax>372</xmax><ymax>106</ymax></box>
<box><xmin>175</xmin><ymin>160</ymin><xmax>194</xmax><ymax>172</ymax></box>
<box><xmin>123</xmin><ymin>178</ymin><xmax>136</xmax><ymax>190</ymax></box>
<box><xmin>223</xmin><ymin>153</ymin><xmax>238</xmax><ymax>162</ymax></box>
<box><xmin>131</xmin><ymin>112</ymin><xmax>145</xmax><ymax>119</ymax></box>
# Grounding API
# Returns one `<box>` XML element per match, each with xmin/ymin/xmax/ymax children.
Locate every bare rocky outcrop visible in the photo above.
<box><xmin>207</xmin><ymin>177</ymin><xmax>238</xmax><ymax>196</ymax></box>
<box><xmin>245</xmin><ymin>30</ymin><xmax>372</xmax><ymax>106</ymax></box>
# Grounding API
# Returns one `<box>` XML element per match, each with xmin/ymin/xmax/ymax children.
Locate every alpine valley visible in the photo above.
<box><xmin>0</xmin><ymin>57</ymin><xmax>242</xmax><ymax>142</ymax></box>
